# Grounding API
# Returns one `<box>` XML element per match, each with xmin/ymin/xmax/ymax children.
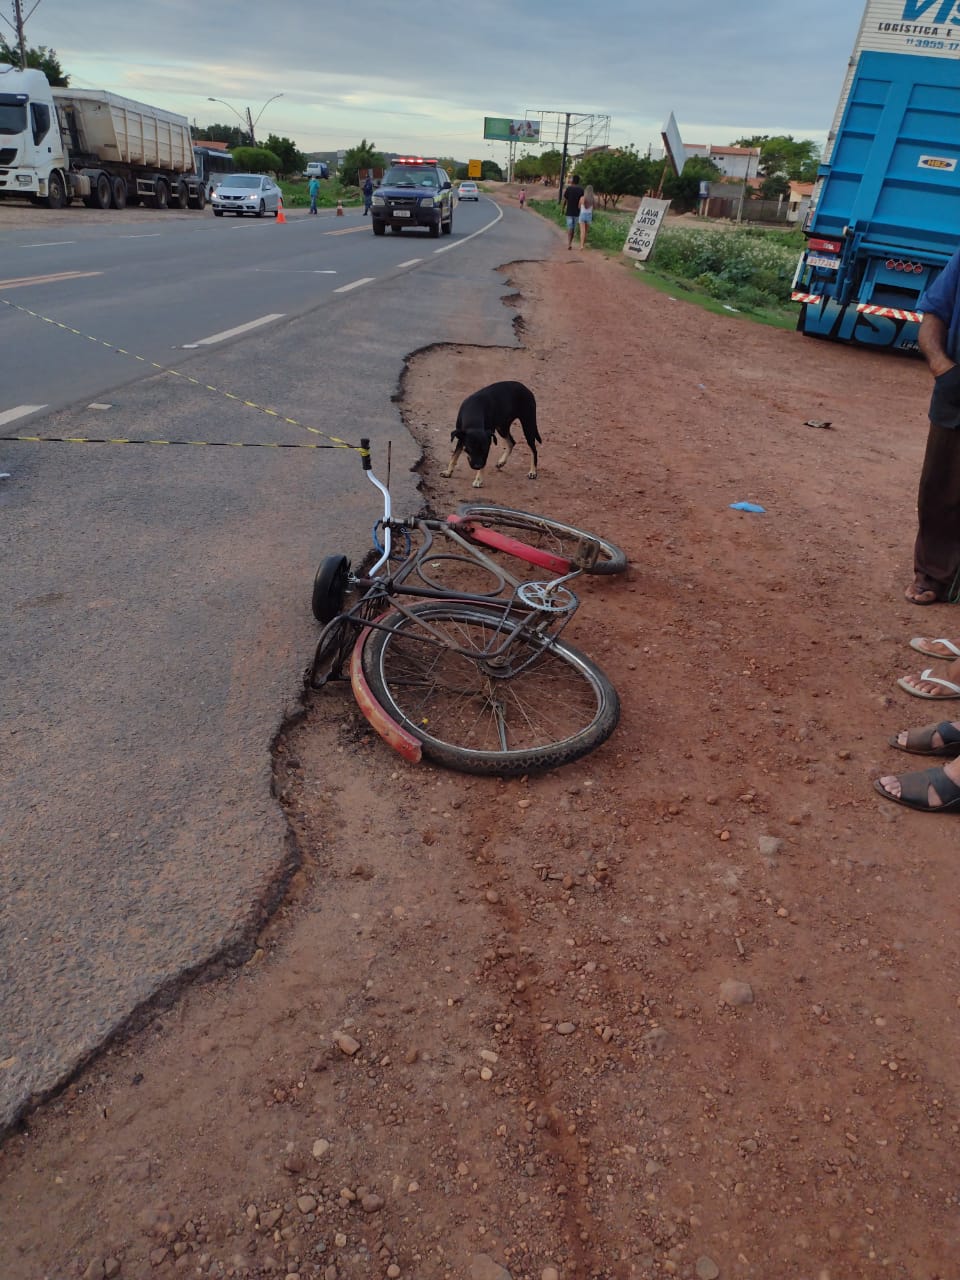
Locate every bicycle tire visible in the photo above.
<box><xmin>360</xmin><ymin>601</ymin><xmax>619</xmax><ymax>776</ymax></box>
<box><xmin>454</xmin><ymin>503</ymin><xmax>627</xmax><ymax>575</ymax></box>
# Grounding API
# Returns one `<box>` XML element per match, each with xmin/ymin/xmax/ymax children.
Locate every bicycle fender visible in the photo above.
<box><xmin>350</xmin><ymin>625</ymin><xmax>423</xmax><ymax>764</ymax></box>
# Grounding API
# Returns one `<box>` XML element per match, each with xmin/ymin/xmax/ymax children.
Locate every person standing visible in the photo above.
<box><xmin>562</xmin><ymin>171</ymin><xmax>584</xmax><ymax>249</ymax></box>
<box><xmin>518</xmin><ymin>186</ymin><xmax>526</xmax><ymax>208</ymax></box>
<box><xmin>362</xmin><ymin>175</ymin><xmax>374</xmax><ymax>216</ymax></box>
<box><xmin>578</xmin><ymin>183</ymin><xmax>595</xmax><ymax>249</ymax></box>
<box><xmin>308</xmin><ymin>174</ymin><xmax>320</xmax><ymax>215</ymax></box>
<box><xmin>905</xmin><ymin>246</ymin><xmax>960</xmax><ymax>604</ymax></box>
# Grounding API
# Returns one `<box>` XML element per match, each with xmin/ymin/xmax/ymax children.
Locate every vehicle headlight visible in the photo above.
<box><xmin>421</xmin><ymin>197</ymin><xmax>434</xmax><ymax>208</ymax></box>
<box><xmin>247</xmin><ymin>194</ymin><xmax>257</xmax><ymax>200</ymax></box>
<box><xmin>372</xmin><ymin>195</ymin><xmax>384</xmax><ymax>206</ymax></box>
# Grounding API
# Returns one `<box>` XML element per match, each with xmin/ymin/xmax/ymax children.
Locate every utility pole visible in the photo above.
<box><xmin>557</xmin><ymin>112</ymin><xmax>571</xmax><ymax>203</ymax></box>
<box><xmin>13</xmin><ymin>0</ymin><xmax>28</xmax><ymax>71</ymax></box>
<box><xmin>246</xmin><ymin>106</ymin><xmax>255</xmax><ymax>146</ymax></box>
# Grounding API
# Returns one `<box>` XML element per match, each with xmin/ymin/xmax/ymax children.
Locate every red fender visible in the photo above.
<box><xmin>350</xmin><ymin>622</ymin><xmax>423</xmax><ymax>763</ymax></box>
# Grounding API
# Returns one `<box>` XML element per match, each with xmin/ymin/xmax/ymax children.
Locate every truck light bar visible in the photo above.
<box><xmin>808</xmin><ymin>237</ymin><xmax>842</xmax><ymax>253</ymax></box>
<box><xmin>395</xmin><ymin>156</ymin><xmax>437</xmax><ymax>165</ymax></box>
<box><xmin>884</xmin><ymin>259</ymin><xmax>924</xmax><ymax>274</ymax></box>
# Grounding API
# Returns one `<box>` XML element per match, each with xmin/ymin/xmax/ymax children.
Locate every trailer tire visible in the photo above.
<box><xmin>174</xmin><ymin>179</ymin><xmax>189</xmax><ymax>209</ymax></box>
<box><xmin>45</xmin><ymin>172</ymin><xmax>67</xmax><ymax>210</ymax></box>
<box><xmin>152</xmin><ymin>178</ymin><xmax>169</xmax><ymax>210</ymax></box>
<box><xmin>111</xmin><ymin>176</ymin><xmax>128</xmax><ymax>209</ymax></box>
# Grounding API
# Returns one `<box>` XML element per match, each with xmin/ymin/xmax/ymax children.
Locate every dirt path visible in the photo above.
<box><xmin>3</xmin><ymin>216</ymin><xmax>959</xmax><ymax>1280</ymax></box>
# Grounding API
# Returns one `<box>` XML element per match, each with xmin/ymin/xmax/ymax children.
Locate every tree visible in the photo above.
<box><xmin>661</xmin><ymin>155</ymin><xmax>721</xmax><ymax>212</ymax></box>
<box><xmin>263</xmin><ymin>133</ymin><xmax>306</xmax><ymax>178</ymax></box>
<box><xmin>578</xmin><ymin>146</ymin><xmax>659</xmax><ymax>208</ymax></box>
<box><xmin>539</xmin><ymin>149</ymin><xmax>563</xmax><ymax>182</ymax></box>
<box><xmin>231</xmin><ymin>145</ymin><xmax>282</xmax><ymax>174</ymax></box>
<box><xmin>514</xmin><ymin>153</ymin><xmax>541</xmax><ymax>182</ymax></box>
<box><xmin>194</xmin><ymin>123</ymin><xmax>248</xmax><ymax>149</ymax></box>
<box><xmin>0</xmin><ymin>38</ymin><xmax>68</xmax><ymax>84</ymax></box>
<box><xmin>760</xmin><ymin>174</ymin><xmax>790</xmax><ymax>200</ymax></box>
<box><xmin>340</xmin><ymin>139</ymin><xmax>386</xmax><ymax>187</ymax></box>
<box><xmin>733</xmin><ymin>134</ymin><xmax>820</xmax><ymax>182</ymax></box>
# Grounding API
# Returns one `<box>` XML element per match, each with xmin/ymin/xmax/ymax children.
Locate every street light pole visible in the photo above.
<box><xmin>207</xmin><ymin>94</ymin><xmax>283</xmax><ymax>147</ymax></box>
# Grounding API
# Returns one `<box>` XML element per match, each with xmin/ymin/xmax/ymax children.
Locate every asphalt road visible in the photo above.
<box><xmin>0</xmin><ymin>198</ymin><xmax>560</xmax><ymax>1133</ymax></box>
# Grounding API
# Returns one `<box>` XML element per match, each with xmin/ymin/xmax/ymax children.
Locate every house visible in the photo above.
<box><xmin>787</xmin><ymin>180</ymin><xmax>815</xmax><ymax>224</ymax></box>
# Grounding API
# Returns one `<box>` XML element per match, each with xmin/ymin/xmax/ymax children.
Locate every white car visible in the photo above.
<box><xmin>457</xmin><ymin>181</ymin><xmax>480</xmax><ymax>201</ymax></box>
<box><xmin>212</xmin><ymin>173</ymin><xmax>282</xmax><ymax>217</ymax></box>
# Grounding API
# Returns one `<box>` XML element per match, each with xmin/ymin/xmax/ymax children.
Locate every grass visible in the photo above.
<box><xmin>528</xmin><ymin>198</ymin><xmax>803</xmax><ymax>329</ymax></box>
<box><xmin>278</xmin><ymin>177</ymin><xmax>361</xmax><ymax>210</ymax></box>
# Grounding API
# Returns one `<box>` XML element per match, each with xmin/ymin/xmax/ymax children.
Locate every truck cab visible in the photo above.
<box><xmin>0</xmin><ymin>67</ymin><xmax>65</xmax><ymax>202</ymax></box>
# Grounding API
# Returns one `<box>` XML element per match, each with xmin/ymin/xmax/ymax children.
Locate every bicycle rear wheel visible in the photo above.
<box><xmin>454</xmin><ymin>503</ymin><xmax>627</xmax><ymax>575</ymax></box>
<box><xmin>359</xmin><ymin>601</ymin><xmax>619</xmax><ymax>776</ymax></box>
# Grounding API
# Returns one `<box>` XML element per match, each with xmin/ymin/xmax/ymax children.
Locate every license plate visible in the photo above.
<box><xmin>807</xmin><ymin>254</ymin><xmax>840</xmax><ymax>269</ymax></box>
<box><xmin>394</xmin><ymin>210</ymin><xmax>411</xmax><ymax>218</ymax></box>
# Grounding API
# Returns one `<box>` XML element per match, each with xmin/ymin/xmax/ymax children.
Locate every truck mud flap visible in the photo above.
<box><xmin>798</xmin><ymin>297</ymin><xmax>921</xmax><ymax>352</ymax></box>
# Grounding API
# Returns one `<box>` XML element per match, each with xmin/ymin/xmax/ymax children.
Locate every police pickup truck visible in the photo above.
<box><xmin>371</xmin><ymin>156</ymin><xmax>453</xmax><ymax>238</ymax></box>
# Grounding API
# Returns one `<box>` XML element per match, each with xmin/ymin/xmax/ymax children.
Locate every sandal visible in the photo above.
<box><xmin>909</xmin><ymin>637</ymin><xmax>960</xmax><ymax>660</ymax></box>
<box><xmin>889</xmin><ymin>721</ymin><xmax>960</xmax><ymax>756</ymax></box>
<box><xmin>905</xmin><ymin>582</ymin><xmax>940</xmax><ymax>605</ymax></box>
<box><xmin>874</xmin><ymin>765</ymin><xmax>960</xmax><ymax>812</ymax></box>
<box><xmin>897</xmin><ymin>668</ymin><xmax>960</xmax><ymax>699</ymax></box>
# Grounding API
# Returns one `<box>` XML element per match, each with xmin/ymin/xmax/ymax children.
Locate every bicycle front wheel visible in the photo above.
<box><xmin>455</xmin><ymin>503</ymin><xmax>628</xmax><ymax>575</ymax></box>
<box><xmin>360</xmin><ymin>601</ymin><xmax>619</xmax><ymax>776</ymax></box>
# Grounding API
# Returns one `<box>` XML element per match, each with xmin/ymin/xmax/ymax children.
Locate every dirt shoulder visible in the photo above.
<box><xmin>2</xmin><ymin>213</ymin><xmax>958</xmax><ymax>1280</ymax></box>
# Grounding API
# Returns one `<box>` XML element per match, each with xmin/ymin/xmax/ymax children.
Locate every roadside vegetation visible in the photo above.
<box><xmin>529</xmin><ymin>198</ymin><xmax>803</xmax><ymax>328</ymax></box>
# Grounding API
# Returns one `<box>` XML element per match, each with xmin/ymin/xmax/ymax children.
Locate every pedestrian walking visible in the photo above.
<box><xmin>518</xmin><ymin>186</ymin><xmax>526</xmax><ymax>208</ymax></box>
<box><xmin>562</xmin><ymin>172</ymin><xmax>584</xmax><ymax>250</ymax></box>
<box><xmin>308</xmin><ymin>175</ymin><xmax>320</xmax><ymax>215</ymax></box>
<box><xmin>578</xmin><ymin>184</ymin><xmax>595</xmax><ymax>249</ymax></box>
<box><xmin>904</xmin><ymin>244</ymin><xmax>960</xmax><ymax>605</ymax></box>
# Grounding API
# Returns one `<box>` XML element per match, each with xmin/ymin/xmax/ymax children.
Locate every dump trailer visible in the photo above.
<box><xmin>0</xmin><ymin>66</ymin><xmax>205</xmax><ymax>211</ymax></box>
<box><xmin>792</xmin><ymin>0</ymin><xmax>960</xmax><ymax>351</ymax></box>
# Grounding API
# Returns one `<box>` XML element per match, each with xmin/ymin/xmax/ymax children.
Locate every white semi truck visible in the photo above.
<box><xmin>0</xmin><ymin>67</ymin><xmax>205</xmax><ymax>211</ymax></box>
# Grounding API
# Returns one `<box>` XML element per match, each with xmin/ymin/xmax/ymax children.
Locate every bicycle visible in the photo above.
<box><xmin>308</xmin><ymin>439</ymin><xmax>627</xmax><ymax>777</ymax></box>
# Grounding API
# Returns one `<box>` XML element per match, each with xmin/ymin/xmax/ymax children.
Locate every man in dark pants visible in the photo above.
<box><xmin>562</xmin><ymin>172</ymin><xmax>584</xmax><ymax>250</ymax></box>
<box><xmin>906</xmin><ymin>247</ymin><xmax>960</xmax><ymax>605</ymax></box>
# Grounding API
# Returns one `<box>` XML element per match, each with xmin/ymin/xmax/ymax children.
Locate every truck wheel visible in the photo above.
<box><xmin>442</xmin><ymin>210</ymin><xmax>453</xmax><ymax>236</ymax></box>
<box><xmin>111</xmin><ymin>177</ymin><xmax>128</xmax><ymax>209</ymax></box>
<box><xmin>152</xmin><ymin>178</ymin><xmax>169</xmax><ymax>210</ymax></box>
<box><xmin>373</xmin><ymin>221</ymin><xmax>385</xmax><ymax>236</ymax></box>
<box><xmin>256</xmin><ymin>199</ymin><xmax>265</xmax><ymax>217</ymax></box>
<box><xmin>93</xmin><ymin>174</ymin><xmax>112</xmax><ymax>210</ymax></box>
<box><xmin>429</xmin><ymin>218</ymin><xmax>441</xmax><ymax>238</ymax></box>
<box><xmin>45</xmin><ymin>172</ymin><xmax>67</xmax><ymax>210</ymax></box>
<box><xmin>174</xmin><ymin>179</ymin><xmax>189</xmax><ymax>209</ymax></box>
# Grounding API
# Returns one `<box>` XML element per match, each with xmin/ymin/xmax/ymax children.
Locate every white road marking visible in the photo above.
<box><xmin>333</xmin><ymin>278</ymin><xmax>375</xmax><ymax>293</ymax></box>
<box><xmin>0</xmin><ymin>270</ymin><xmax>101</xmax><ymax>290</ymax></box>
<box><xmin>22</xmin><ymin>240</ymin><xmax>76</xmax><ymax>248</ymax></box>
<box><xmin>182</xmin><ymin>313</ymin><xmax>285</xmax><ymax>348</ymax></box>
<box><xmin>0</xmin><ymin>404</ymin><xmax>47</xmax><ymax>425</ymax></box>
<box><xmin>434</xmin><ymin>205</ymin><xmax>503</xmax><ymax>254</ymax></box>
<box><xmin>396</xmin><ymin>259</ymin><xmax>423</xmax><ymax>268</ymax></box>
<box><xmin>88</xmin><ymin>403</ymin><xmax>113</xmax><ymax>410</ymax></box>
<box><xmin>120</xmin><ymin>234</ymin><xmax>161</xmax><ymax>239</ymax></box>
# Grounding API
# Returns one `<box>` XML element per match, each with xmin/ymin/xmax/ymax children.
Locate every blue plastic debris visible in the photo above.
<box><xmin>729</xmin><ymin>501</ymin><xmax>766</xmax><ymax>513</ymax></box>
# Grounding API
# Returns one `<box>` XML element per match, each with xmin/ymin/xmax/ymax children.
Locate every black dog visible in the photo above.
<box><xmin>442</xmin><ymin>381</ymin><xmax>541</xmax><ymax>488</ymax></box>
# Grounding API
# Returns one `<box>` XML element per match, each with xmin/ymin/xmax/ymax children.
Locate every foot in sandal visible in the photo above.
<box><xmin>875</xmin><ymin>755</ymin><xmax>960</xmax><ymax>811</ymax></box>
<box><xmin>909</xmin><ymin>637</ymin><xmax>960</xmax><ymax>660</ymax></box>
<box><xmin>889</xmin><ymin>720</ymin><xmax>960</xmax><ymax>756</ymax></box>
<box><xmin>897</xmin><ymin>658</ymin><xmax>960</xmax><ymax>699</ymax></box>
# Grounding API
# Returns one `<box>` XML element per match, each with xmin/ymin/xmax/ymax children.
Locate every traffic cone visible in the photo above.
<box><xmin>336</xmin><ymin>200</ymin><xmax>344</xmax><ymax>217</ymax></box>
<box><xmin>276</xmin><ymin>197</ymin><xmax>286</xmax><ymax>224</ymax></box>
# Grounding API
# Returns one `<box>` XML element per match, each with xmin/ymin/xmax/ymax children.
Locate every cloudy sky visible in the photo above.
<box><xmin>17</xmin><ymin>0</ymin><xmax>867</xmax><ymax>161</ymax></box>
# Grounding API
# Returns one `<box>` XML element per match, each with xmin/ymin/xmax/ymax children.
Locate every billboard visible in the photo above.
<box><xmin>660</xmin><ymin>112</ymin><xmax>687</xmax><ymax>177</ymax></box>
<box><xmin>484</xmin><ymin>117</ymin><xmax>541</xmax><ymax>142</ymax></box>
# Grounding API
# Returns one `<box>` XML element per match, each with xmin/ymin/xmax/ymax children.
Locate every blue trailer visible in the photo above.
<box><xmin>793</xmin><ymin>48</ymin><xmax>960</xmax><ymax>351</ymax></box>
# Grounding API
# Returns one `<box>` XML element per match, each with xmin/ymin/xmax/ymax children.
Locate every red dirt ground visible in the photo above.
<box><xmin>3</xmin><ymin>210</ymin><xmax>959</xmax><ymax>1280</ymax></box>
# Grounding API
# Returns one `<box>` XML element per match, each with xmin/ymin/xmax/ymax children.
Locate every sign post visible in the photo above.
<box><xmin>622</xmin><ymin>198</ymin><xmax>672</xmax><ymax>263</ymax></box>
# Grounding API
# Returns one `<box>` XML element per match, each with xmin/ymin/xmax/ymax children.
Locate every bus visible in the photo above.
<box><xmin>193</xmin><ymin>146</ymin><xmax>236</xmax><ymax>201</ymax></box>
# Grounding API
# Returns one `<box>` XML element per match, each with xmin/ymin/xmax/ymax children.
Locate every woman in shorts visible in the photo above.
<box><xmin>578</xmin><ymin>184</ymin><xmax>595</xmax><ymax>249</ymax></box>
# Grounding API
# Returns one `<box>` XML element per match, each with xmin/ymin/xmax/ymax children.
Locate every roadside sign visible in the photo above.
<box><xmin>622</xmin><ymin>198</ymin><xmax>672</xmax><ymax>261</ymax></box>
<box><xmin>468</xmin><ymin>159</ymin><xmax>482</xmax><ymax>178</ymax></box>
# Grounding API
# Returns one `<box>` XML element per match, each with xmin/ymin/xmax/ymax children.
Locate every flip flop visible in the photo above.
<box><xmin>909</xmin><ymin>637</ymin><xmax>960</xmax><ymax>660</ymax></box>
<box><xmin>889</xmin><ymin>721</ymin><xmax>960</xmax><ymax>756</ymax></box>
<box><xmin>897</xmin><ymin>668</ymin><xmax>960</xmax><ymax>699</ymax></box>
<box><xmin>905</xmin><ymin>583</ymin><xmax>940</xmax><ymax>605</ymax></box>
<box><xmin>874</xmin><ymin>765</ymin><xmax>960</xmax><ymax>812</ymax></box>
